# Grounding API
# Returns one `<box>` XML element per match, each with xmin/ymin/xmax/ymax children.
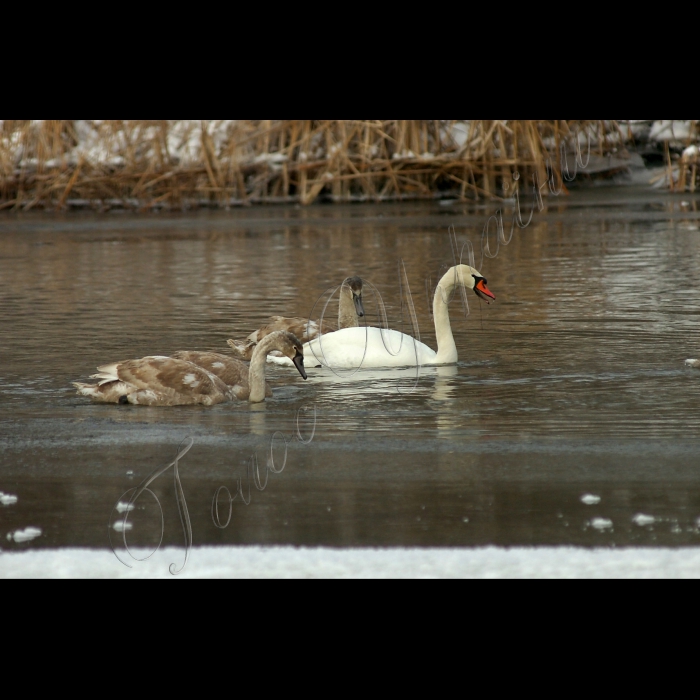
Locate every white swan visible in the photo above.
<box><xmin>268</xmin><ymin>264</ymin><xmax>495</xmax><ymax>370</ymax></box>
<box><xmin>73</xmin><ymin>331</ymin><xmax>307</xmax><ymax>405</ymax></box>
<box><xmin>228</xmin><ymin>276</ymin><xmax>364</xmax><ymax>360</ymax></box>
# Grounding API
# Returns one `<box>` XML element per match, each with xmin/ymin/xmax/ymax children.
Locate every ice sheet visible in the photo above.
<box><xmin>1</xmin><ymin>546</ymin><xmax>699</xmax><ymax>579</ymax></box>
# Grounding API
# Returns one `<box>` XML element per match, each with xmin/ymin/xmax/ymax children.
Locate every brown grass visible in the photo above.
<box><xmin>0</xmin><ymin>120</ymin><xmax>625</xmax><ymax>210</ymax></box>
<box><xmin>674</xmin><ymin>121</ymin><xmax>699</xmax><ymax>193</ymax></box>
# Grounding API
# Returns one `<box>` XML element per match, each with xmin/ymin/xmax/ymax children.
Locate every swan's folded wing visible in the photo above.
<box><xmin>116</xmin><ymin>357</ymin><xmax>228</xmax><ymax>399</ymax></box>
<box><xmin>246</xmin><ymin>316</ymin><xmax>299</xmax><ymax>343</ymax></box>
<box><xmin>303</xmin><ymin>327</ymin><xmax>438</xmax><ymax>369</ymax></box>
<box><xmin>171</xmin><ymin>351</ymin><xmax>248</xmax><ymax>388</ymax></box>
<box><xmin>251</xmin><ymin>316</ymin><xmax>326</xmax><ymax>344</ymax></box>
<box><xmin>226</xmin><ymin>339</ymin><xmax>255</xmax><ymax>360</ymax></box>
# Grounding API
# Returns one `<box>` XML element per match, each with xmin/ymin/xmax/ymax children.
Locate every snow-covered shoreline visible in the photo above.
<box><xmin>2</xmin><ymin>545</ymin><xmax>699</xmax><ymax>579</ymax></box>
<box><xmin>2</xmin><ymin>120</ymin><xmax>696</xmax><ymax>210</ymax></box>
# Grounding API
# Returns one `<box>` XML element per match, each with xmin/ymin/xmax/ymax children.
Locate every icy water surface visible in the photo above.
<box><xmin>2</xmin><ymin>189</ymin><xmax>700</xmax><ymax>563</ymax></box>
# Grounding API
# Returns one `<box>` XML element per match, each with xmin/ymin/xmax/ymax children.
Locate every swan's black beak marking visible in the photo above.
<box><xmin>293</xmin><ymin>351</ymin><xmax>307</xmax><ymax>380</ymax></box>
<box><xmin>354</xmin><ymin>294</ymin><xmax>365</xmax><ymax>318</ymax></box>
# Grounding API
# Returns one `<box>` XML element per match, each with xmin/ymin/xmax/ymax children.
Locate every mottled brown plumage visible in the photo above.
<box><xmin>170</xmin><ymin>351</ymin><xmax>273</xmax><ymax>399</ymax></box>
<box><xmin>73</xmin><ymin>331</ymin><xmax>307</xmax><ymax>406</ymax></box>
<box><xmin>228</xmin><ymin>276</ymin><xmax>364</xmax><ymax>360</ymax></box>
<box><xmin>73</xmin><ymin>356</ymin><xmax>234</xmax><ymax>406</ymax></box>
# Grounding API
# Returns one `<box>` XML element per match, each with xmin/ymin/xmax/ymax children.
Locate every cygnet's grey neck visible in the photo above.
<box><xmin>248</xmin><ymin>333</ymin><xmax>280</xmax><ymax>402</ymax></box>
<box><xmin>338</xmin><ymin>277</ymin><xmax>363</xmax><ymax>329</ymax></box>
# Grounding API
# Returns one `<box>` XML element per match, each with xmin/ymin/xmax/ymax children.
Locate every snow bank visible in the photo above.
<box><xmin>649</xmin><ymin>120</ymin><xmax>694</xmax><ymax>143</ymax></box>
<box><xmin>1</xmin><ymin>546</ymin><xmax>699</xmax><ymax>579</ymax></box>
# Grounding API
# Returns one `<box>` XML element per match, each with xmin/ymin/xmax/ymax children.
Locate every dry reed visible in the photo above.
<box><xmin>0</xmin><ymin>120</ymin><xmax>626</xmax><ymax>210</ymax></box>
<box><xmin>674</xmin><ymin>120</ymin><xmax>699</xmax><ymax>193</ymax></box>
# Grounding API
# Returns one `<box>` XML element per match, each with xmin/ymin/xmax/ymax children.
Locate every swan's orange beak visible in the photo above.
<box><xmin>474</xmin><ymin>279</ymin><xmax>495</xmax><ymax>303</ymax></box>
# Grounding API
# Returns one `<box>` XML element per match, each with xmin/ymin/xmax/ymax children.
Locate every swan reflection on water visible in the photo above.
<box><xmin>300</xmin><ymin>363</ymin><xmax>459</xmax><ymax>398</ymax></box>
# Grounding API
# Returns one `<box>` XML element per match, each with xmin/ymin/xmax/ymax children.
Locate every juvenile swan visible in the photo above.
<box><xmin>268</xmin><ymin>264</ymin><xmax>495</xmax><ymax>370</ymax></box>
<box><xmin>173</xmin><ymin>331</ymin><xmax>306</xmax><ymax>402</ymax></box>
<box><xmin>73</xmin><ymin>331</ymin><xmax>306</xmax><ymax>405</ymax></box>
<box><xmin>228</xmin><ymin>276</ymin><xmax>364</xmax><ymax>360</ymax></box>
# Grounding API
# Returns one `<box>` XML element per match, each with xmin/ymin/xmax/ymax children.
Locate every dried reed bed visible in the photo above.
<box><xmin>674</xmin><ymin>121</ymin><xmax>699</xmax><ymax>193</ymax></box>
<box><xmin>0</xmin><ymin>120</ymin><xmax>624</xmax><ymax>210</ymax></box>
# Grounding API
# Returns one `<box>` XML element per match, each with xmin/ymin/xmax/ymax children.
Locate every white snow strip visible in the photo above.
<box><xmin>632</xmin><ymin>514</ymin><xmax>656</xmax><ymax>526</ymax></box>
<box><xmin>1</xmin><ymin>546</ymin><xmax>700</xmax><ymax>578</ymax></box>
<box><xmin>0</xmin><ymin>494</ymin><xmax>18</xmax><ymax>506</ymax></box>
<box><xmin>580</xmin><ymin>494</ymin><xmax>601</xmax><ymax>505</ymax></box>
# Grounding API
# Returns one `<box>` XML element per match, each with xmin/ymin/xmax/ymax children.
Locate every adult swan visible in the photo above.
<box><xmin>268</xmin><ymin>264</ymin><xmax>495</xmax><ymax>370</ymax></box>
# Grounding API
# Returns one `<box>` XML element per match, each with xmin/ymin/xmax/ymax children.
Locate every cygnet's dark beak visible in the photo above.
<box><xmin>354</xmin><ymin>294</ymin><xmax>365</xmax><ymax>318</ymax></box>
<box><xmin>293</xmin><ymin>351</ymin><xmax>307</xmax><ymax>380</ymax></box>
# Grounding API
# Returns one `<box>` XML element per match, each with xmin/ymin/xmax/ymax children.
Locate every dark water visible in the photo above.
<box><xmin>2</xmin><ymin>189</ymin><xmax>700</xmax><ymax>557</ymax></box>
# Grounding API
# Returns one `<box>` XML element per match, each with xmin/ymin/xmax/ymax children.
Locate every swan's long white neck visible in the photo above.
<box><xmin>432</xmin><ymin>265</ymin><xmax>475</xmax><ymax>364</ymax></box>
<box><xmin>249</xmin><ymin>333</ymin><xmax>277</xmax><ymax>402</ymax></box>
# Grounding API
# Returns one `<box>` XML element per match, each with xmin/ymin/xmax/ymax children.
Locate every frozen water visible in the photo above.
<box><xmin>633</xmin><ymin>514</ymin><xmax>656</xmax><ymax>526</ymax></box>
<box><xmin>0</xmin><ymin>494</ymin><xmax>18</xmax><ymax>506</ymax></box>
<box><xmin>115</xmin><ymin>502</ymin><xmax>134</xmax><ymax>513</ymax></box>
<box><xmin>2</xmin><ymin>546</ymin><xmax>700</xmax><ymax>578</ymax></box>
<box><xmin>581</xmin><ymin>494</ymin><xmax>601</xmax><ymax>505</ymax></box>
<box><xmin>591</xmin><ymin>518</ymin><xmax>613</xmax><ymax>530</ymax></box>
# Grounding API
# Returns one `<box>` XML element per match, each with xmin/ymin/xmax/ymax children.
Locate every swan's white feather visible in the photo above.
<box><xmin>268</xmin><ymin>327</ymin><xmax>439</xmax><ymax>370</ymax></box>
<box><xmin>266</xmin><ymin>265</ymin><xmax>485</xmax><ymax>371</ymax></box>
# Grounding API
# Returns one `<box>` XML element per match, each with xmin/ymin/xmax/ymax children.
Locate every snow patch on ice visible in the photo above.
<box><xmin>7</xmin><ymin>527</ymin><xmax>42</xmax><ymax>543</ymax></box>
<box><xmin>590</xmin><ymin>518</ymin><xmax>613</xmax><ymax>530</ymax></box>
<box><xmin>116</xmin><ymin>501</ymin><xmax>134</xmax><ymax>514</ymax></box>
<box><xmin>580</xmin><ymin>494</ymin><xmax>601</xmax><ymax>505</ymax></box>
<box><xmin>0</xmin><ymin>493</ymin><xmax>18</xmax><ymax>506</ymax></box>
<box><xmin>112</xmin><ymin>520</ymin><xmax>133</xmax><ymax>532</ymax></box>
<box><xmin>632</xmin><ymin>514</ymin><xmax>656</xmax><ymax>526</ymax></box>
